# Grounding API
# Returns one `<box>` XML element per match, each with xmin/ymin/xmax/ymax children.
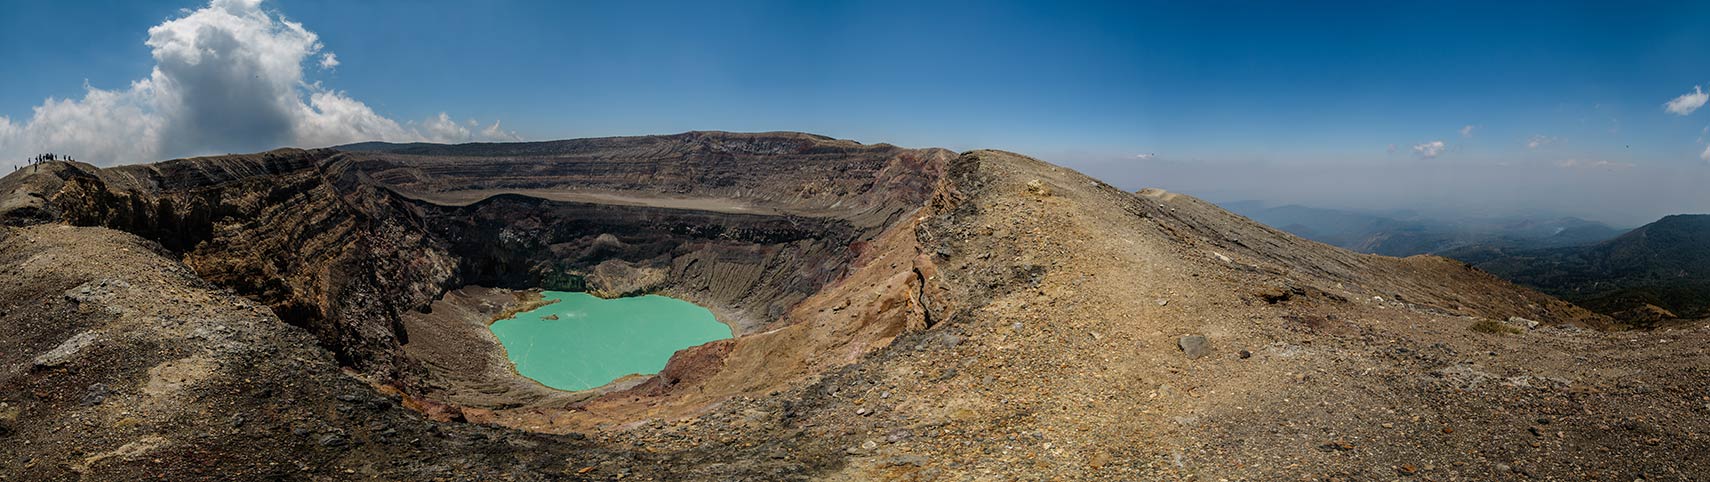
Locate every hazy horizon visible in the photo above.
<box><xmin>3</xmin><ymin>0</ymin><xmax>1707</xmax><ymax>225</ymax></box>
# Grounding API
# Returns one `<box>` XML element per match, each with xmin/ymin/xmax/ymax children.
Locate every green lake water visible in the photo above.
<box><xmin>489</xmin><ymin>291</ymin><xmax>732</xmax><ymax>391</ymax></box>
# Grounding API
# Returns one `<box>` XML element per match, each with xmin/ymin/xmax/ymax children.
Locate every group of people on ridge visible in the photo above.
<box><xmin>14</xmin><ymin>153</ymin><xmax>71</xmax><ymax>172</ymax></box>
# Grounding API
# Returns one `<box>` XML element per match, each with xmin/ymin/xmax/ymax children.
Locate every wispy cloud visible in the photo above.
<box><xmin>1412</xmin><ymin>140</ymin><xmax>1446</xmax><ymax>158</ymax></box>
<box><xmin>1702</xmin><ymin>144</ymin><xmax>1710</xmax><ymax>162</ymax></box>
<box><xmin>0</xmin><ymin>0</ymin><xmax>518</xmax><ymax>168</ymax></box>
<box><xmin>1134</xmin><ymin>153</ymin><xmax>1157</xmax><ymax>160</ymax></box>
<box><xmin>1526</xmin><ymin>135</ymin><xmax>1555</xmax><ymax>149</ymax></box>
<box><xmin>1665</xmin><ymin>85</ymin><xmax>1707</xmax><ymax>116</ymax></box>
<box><xmin>1459</xmin><ymin>125</ymin><xmax>1476</xmax><ymax>138</ymax></box>
<box><xmin>1555</xmin><ymin>159</ymin><xmax>1635</xmax><ymax>170</ymax></box>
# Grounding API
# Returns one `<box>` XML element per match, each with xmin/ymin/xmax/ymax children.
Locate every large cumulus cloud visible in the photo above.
<box><xmin>0</xmin><ymin>0</ymin><xmax>517</xmax><ymax>169</ymax></box>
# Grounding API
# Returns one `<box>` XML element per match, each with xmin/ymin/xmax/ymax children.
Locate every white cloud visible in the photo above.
<box><xmin>1702</xmin><ymin>144</ymin><xmax>1710</xmax><ymax>162</ymax></box>
<box><xmin>0</xmin><ymin>0</ymin><xmax>519</xmax><ymax>170</ymax></box>
<box><xmin>1412</xmin><ymin>140</ymin><xmax>1446</xmax><ymax>158</ymax></box>
<box><xmin>1134</xmin><ymin>153</ymin><xmax>1156</xmax><ymax>160</ymax></box>
<box><xmin>1555</xmin><ymin>159</ymin><xmax>1635</xmax><ymax>170</ymax></box>
<box><xmin>423</xmin><ymin>112</ymin><xmax>472</xmax><ymax>141</ymax></box>
<box><xmin>481</xmin><ymin>120</ymin><xmax>522</xmax><ymax>142</ymax></box>
<box><xmin>1459</xmin><ymin>125</ymin><xmax>1476</xmax><ymax>138</ymax></box>
<box><xmin>1665</xmin><ymin>85</ymin><xmax>1707</xmax><ymax>116</ymax></box>
<box><xmin>1526</xmin><ymin>135</ymin><xmax>1555</xmax><ymax>149</ymax></box>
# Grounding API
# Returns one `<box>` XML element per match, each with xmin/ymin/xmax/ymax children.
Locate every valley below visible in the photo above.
<box><xmin>1</xmin><ymin>132</ymin><xmax>1706</xmax><ymax>480</ymax></box>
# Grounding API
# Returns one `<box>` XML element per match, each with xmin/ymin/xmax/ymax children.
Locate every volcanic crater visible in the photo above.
<box><xmin>9</xmin><ymin>131</ymin><xmax>959</xmax><ymax>433</ymax></box>
<box><xmin>3</xmin><ymin>131</ymin><xmax>1706</xmax><ymax>481</ymax></box>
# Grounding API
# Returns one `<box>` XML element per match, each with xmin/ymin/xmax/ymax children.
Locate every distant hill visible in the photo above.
<box><xmin>1220</xmin><ymin>201</ymin><xmax>1625</xmax><ymax>257</ymax></box>
<box><xmin>1446</xmin><ymin>214</ymin><xmax>1710</xmax><ymax>325</ymax></box>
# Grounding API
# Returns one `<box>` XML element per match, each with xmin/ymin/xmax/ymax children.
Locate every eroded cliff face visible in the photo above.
<box><xmin>419</xmin><ymin>195</ymin><xmax>865</xmax><ymax>333</ymax></box>
<box><xmin>17</xmin><ymin>150</ymin><xmax>456</xmax><ymax>382</ymax></box>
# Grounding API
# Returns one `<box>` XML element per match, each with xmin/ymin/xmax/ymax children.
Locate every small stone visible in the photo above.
<box><xmin>1156</xmin><ymin>299</ymin><xmax>1169</xmax><ymax>306</ymax></box>
<box><xmin>1238</xmin><ymin>349</ymin><xmax>1252</xmax><ymax>359</ymax></box>
<box><xmin>1178</xmin><ymin>335</ymin><xmax>1211</xmax><ymax>360</ymax></box>
<box><xmin>1318</xmin><ymin>440</ymin><xmax>1354</xmax><ymax>452</ymax></box>
<box><xmin>1496</xmin><ymin>463</ymin><xmax>1512</xmax><ymax>474</ymax></box>
<box><xmin>883</xmin><ymin>455</ymin><xmax>928</xmax><ymax>467</ymax></box>
<box><xmin>1528</xmin><ymin>426</ymin><xmax>1542</xmax><ymax>437</ymax></box>
<box><xmin>319</xmin><ymin>434</ymin><xmax>347</xmax><ymax>447</ymax></box>
<box><xmin>940</xmin><ymin>334</ymin><xmax>964</xmax><ymax>348</ymax></box>
<box><xmin>81</xmin><ymin>383</ymin><xmax>110</xmax><ymax>406</ymax></box>
<box><xmin>1025</xmin><ymin>179</ymin><xmax>1051</xmax><ymax>196</ymax></box>
<box><xmin>1507</xmin><ymin>316</ymin><xmax>1540</xmax><ymax>329</ymax></box>
<box><xmin>861</xmin><ymin>439</ymin><xmax>879</xmax><ymax>451</ymax></box>
<box><xmin>856</xmin><ymin>408</ymin><xmax>870</xmax><ymax>416</ymax></box>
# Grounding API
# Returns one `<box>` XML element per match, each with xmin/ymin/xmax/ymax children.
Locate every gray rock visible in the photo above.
<box><xmin>1178</xmin><ymin>335</ymin><xmax>1211</xmax><ymax>359</ymax></box>
<box><xmin>319</xmin><ymin>433</ymin><xmax>348</xmax><ymax>447</ymax></box>
<box><xmin>1508</xmin><ymin>316</ymin><xmax>1540</xmax><ymax>329</ymax></box>
<box><xmin>32</xmin><ymin>331</ymin><xmax>102</xmax><ymax>368</ymax></box>
<box><xmin>940</xmin><ymin>333</ymin><xmax>965</xmax><ymax>348</ymax></box>
<box><xmin>81</xmin><ymin>383</ymin><xmax>110</xmax><ymax>406</ymax></box>
<box><xmin>884</xmin><ymin>455</ymin><xmax>929</xmax><ymax>467</ymax></box>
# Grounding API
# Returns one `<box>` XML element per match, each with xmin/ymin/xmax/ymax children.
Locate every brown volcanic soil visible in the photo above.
<box><xmin>2</xmin><ymin>134</ymin><xmax>1707</xmax><ymax>481</ymax></box>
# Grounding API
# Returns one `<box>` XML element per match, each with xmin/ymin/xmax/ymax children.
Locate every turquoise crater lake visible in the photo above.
<box><xmin>488</xmin><ymin>291</ymin><xmax>732</xmax><ymax>391</ymax></box>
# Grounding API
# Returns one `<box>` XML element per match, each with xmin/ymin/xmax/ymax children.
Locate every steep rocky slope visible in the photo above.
<box><xmin>2</xmin><ymin>135</ymin><xmax>1705</xmax><ymax>480</ymax></box>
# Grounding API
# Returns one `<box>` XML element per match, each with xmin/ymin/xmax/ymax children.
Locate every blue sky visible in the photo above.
<box><xmin>2</xmin><ymin>0</ymin><xmax>1707</xmax><ymax>223</ymax></box>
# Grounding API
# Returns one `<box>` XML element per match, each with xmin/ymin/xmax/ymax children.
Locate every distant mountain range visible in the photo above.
<box><xmin>1219</xmin><ymin>201</ymin><xmax>1627</xmax><ymax>257</ymax></box>
<box><xmin>1445</xmin><ymin>214</ymin><xmax>1710</xmax><ymax>325</ymax></box>
<box><xmin>1221</xmin><ymin>201</ymin><xmax>1710</xmax><ymax>325</ymax></box>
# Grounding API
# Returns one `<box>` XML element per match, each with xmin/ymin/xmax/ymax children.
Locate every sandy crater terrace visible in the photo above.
<box><xmin>0</xmin><ymin>131</ymin><xmax>1706</xmax><ymax>481</ymax></box>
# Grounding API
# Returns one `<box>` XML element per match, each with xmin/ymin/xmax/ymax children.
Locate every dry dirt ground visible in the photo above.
<box><xmin>2</xmin><ymin>149</ymin><xmax>1707</xmax><ymax>481</ymax></box>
